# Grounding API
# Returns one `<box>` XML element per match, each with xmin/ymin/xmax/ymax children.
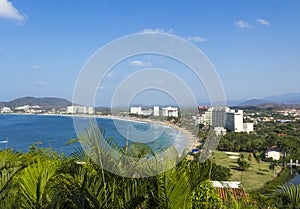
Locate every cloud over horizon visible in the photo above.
<box><xmin>235</xmin><ymin>20</ymin><xmax>251</xmax><ymax>28</ymax></box>
<box><xmin>0</xmin><ymin>0</ymin><xmax>26</xmax><ymax>22</ymax></box>
<box><xmin>140</xmin><ymin>28</ymin><xmax>173</xmax><ymax>34</ymax></box>
<box><xmin>256</xmin><ymin>18</ymin><xmax>271</xmax><ymax>26</ymax></box>
<box><xmin>129</xmin><ymin>60</ymin><xmax>151</xmax><ymax>67</ymax></box>
<box><xmin>187</xmin><ymin>36</ymin><xmax>207</xmax><ymax>43</ymax></box>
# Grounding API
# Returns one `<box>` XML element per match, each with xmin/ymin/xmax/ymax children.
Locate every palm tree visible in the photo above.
<box><xmin>0</xmin><ymin>149</ymin><xmax>31</xmax><ymax>208</ymax></box>
<box><xmin>18</xmin><ymin>159</ymin><xmax>59</xmax><ymax>209</ymax></box>
<box><xmin>277</xmin><ymin>184</ymin><xmax>300</xmax><ymax>209</ymax></box>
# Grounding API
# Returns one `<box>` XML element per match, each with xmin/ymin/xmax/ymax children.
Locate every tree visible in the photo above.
<box><xmin>191</xmin><ymin>180</ymin><xmax>225</xmax><ymax>209</ymax></box>
<box><xmin>277</xmin><ymin>184</ymin><xmax>300</xmax><ymax>209</ymax></box>
<box><xmin>237</xmin><ymin>158</ymin><xmax>250</xmax><ymax>171</ymax></box>
<box><xmin>248</xmin><ymin>153</ymin><xmax>252</xmax><ymax>162</ymax></box>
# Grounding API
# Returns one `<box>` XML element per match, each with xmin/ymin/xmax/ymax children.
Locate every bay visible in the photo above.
<box><xmin>0</xmin><ymin>114</ymin><xmax>188</xmax><ymax>156</ymax></box>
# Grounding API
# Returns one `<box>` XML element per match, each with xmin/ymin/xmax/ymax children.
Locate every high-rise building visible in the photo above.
<box><xmin>211</xmin><ymin>107</ymin><xmax>229</xmax><ymax>127</ymax></box>
<box><xmin>153</xmin><ymin>106</ymin><xmax>160</xmax><ymax>116</ymax></box>
<box><xmin>197</xmin><ymin>106</ymin><xmax>253</xmax><ymax>133</ymax></box>
<box><xmin>226</xmin><ymin>110</ymin><xmax>243</xmax><ymax>132</ymax></box>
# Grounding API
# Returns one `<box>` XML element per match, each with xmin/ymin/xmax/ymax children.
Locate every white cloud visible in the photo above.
<box><xmin>32</xmin><ymin>65</ymin><xmax>42</xmax><ymax>70</ymax></box>
<box><xmin>256</xmin><ymin>19</ymin><xmax>270</xmax><ymax>26</ymax></box>
<box><xmin>140</xmin><ymin>28</ymin><xmax>173</xmax><ymax>34</ymax></box>
<box><xmin>0</xmin><ymin>0</ymin><xmax>26</xmax><ymax>22</ymax></box>
<box><xmin>106</xmin><ymin>72</ymin><xmax>115</xmax><ymax>77</ymax></box>
<box><xmin>187</xmin><ymin>36</ymin><xmax>207</xmax><ymax>43</ymax></box>
<box><xmin>235</xmin><ymin>20</ymin><xmax>251</xmax><ymax>29</ymax></box>
<box><xmin>129</xmin><ymin>60</ymin><xmax>151</xmax><ymax>67</ymax></box>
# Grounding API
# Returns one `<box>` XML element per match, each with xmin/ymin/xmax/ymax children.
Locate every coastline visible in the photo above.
<box><xmin>1</xmin><ymin>113</ymin><xmax>200</xmax><ymax>152</ymax></box>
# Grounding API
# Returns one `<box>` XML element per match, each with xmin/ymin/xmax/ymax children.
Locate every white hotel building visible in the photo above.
<box><xmin>67</xmin><ymin>106</ymin><xmax>94</xmax><ymax>114</ymax></box>
<box><xmin>197</xmin><ymin>107</ymin><xmax>253</xmax><ymax>133</ymax></box>
<box><xmin>129</xmin><ymin>106</ymin><xmax>179</xmax><ymax>117</ymax></box>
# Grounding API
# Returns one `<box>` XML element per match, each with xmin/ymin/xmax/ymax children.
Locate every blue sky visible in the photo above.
<box><xmin>0</xmin><ymin>0</ymin><xmax>300</xmax><ymax>105</ymax></box>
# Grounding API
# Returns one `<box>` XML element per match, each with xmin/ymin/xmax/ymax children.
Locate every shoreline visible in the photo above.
<box><xmin>1</xmin><ymin>113</ymin><xmax>200</xmax><ymax>152</ymax></box>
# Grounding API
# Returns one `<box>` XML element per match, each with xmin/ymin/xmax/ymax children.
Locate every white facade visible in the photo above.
<box><xmin>265</xmin><ymin>151</ymin><xmax>281</xmax><ymax>161</ymax></box>
<box><xmin>243</xmin><ymin>123</ymin><xmax>254</xmax><ymax>133</ymax></box>
<box><xmin>87</xmin><ymin>107</ymin><xmax>94</xmax><ymax>114</ymax></box>
<box><xmin>1</xmin><ymin>107</ymin><xmax>12</xmax><ymax>113</ymax></box>
<box><xmin>130</xmin><ymin>107</ymin><xmax>142</xmax><ymax>115</ymax></box>
<box><xmin>153</xmin><ymin>106</ymin><xmax>160</xmax><ymax>116</ymax></box>
<box><xmin>162</xmin><ymin>107</ymin><xmax>178</xmax><ymax>117</ymax></box>
<box><xmin>226</xmin><ymin>110</ymin><xmax>243</xmax><ymax>132</ymax></box>
<box><xmin>197</xmin><ymin>107</ymin><xmax>254</xmax><ymax>134</ymax></box>
<box><xmin>67</xmin><ymin>106</ymin><xmax>77</xmax><ymax>114</ymax></box>
<box><xmin>15</xmin><ymin>105</ymin><xmax>30</xmax><ymax>111</ymax></box>
<box><xmin>67</xmin><ymin>106</ymin><xmax>94</xmax><ymax>114</ymax></box>
<box><xmin>141</xmin><ymin>109</ymin><xmax>153</xmax><ymax>116</ymax></box>
<box><xmin>198</xmin><ymin>107</ymin><xmax>229</xmax><ymax>127</ymax></box>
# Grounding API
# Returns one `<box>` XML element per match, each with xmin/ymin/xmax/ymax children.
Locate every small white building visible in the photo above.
<box><xmin>1</xmin><ymin>107</ymin><xmax>12</xmax><ymax>113</ymax></box>
<box><xmin>162</xmin><ymin>107</ymin><xmax>178</xmax><ymax>117</ymax></box>
<box><xmin>243</xmin><ymin>123</ymin><xmax>254</xmax><ymax>133</ymax></box>
<box><xmin>265</xmin><ymin>147</ymin><xmax>282</xmax><ymax>161</ymax></box>
<box><xmin>130</xmin><ymin>107</ymin><xmax>142</xmax><ymax>115</ymax></box>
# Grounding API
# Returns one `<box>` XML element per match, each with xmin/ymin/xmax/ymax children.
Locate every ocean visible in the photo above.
<box><xmin>0</xmin><ymin>114</ymin><xmax>190</xmax><ymax>156</ymax></box>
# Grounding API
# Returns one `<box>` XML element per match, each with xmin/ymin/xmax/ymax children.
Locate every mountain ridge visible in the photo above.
<box><xmin>0</xmin><ymin>96</ymin><xmax>72</xmax><ymax>110</ymax></box>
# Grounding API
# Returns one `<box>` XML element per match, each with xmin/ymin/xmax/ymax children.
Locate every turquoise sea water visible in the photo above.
<box><xmin>0</xmin><ymin>114</ymin><xmax>188</xmax><ymax>156</ymax></box>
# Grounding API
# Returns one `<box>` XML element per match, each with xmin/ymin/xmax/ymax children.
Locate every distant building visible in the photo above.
<box><xmin>67</xmin><ymin>106</ymin><xmax>94</xmax><ymax>114</ymax></box>
<box><xmin>130</xmin><ymin>107</ymin><xmax>142</xmax><ymax>115</ymax></box>
<box><xmin>265</xmin><ymin>147</ymin><xmax>282</xmax><ymax>161</ymax></box>
<box><xmin>214</xmin><ymin>127</ymin><xmax>227</xmax><ymax>136</ymax></box>
<box><xmin>226</xmin><ymin>110</ymin><xmax>244</xmax><ymax>132</ymax></box>
<box><xmin>243</xmin><ymin>123</ymin><xmax>253</xmax><ymax>133</ymax></box>
<box><xmin>87</xmin><ymin>106</ymin><xmax>94</xmax><ymax>114</ymax></box>
<box><xmin>198</xmin><ymin>107</ymin><xmax>229</xmax><ymax>127</ymax></box>
<box><xmin>162</xmin><ymin>107</ymin><xmax>178</xmax><ymax>117</ymax></box>
<box><xmin>140</xmin><ymin>109</ymin><xmax>153</xmax><ymax>116</ymax></box>
<box><xmin>198</xmin><ymin>105</ymin><xmax>207</xmax><ymax>115</ymax></box>
<box><xmin>196</xmin><ymin>106</ymin><xmax>253</xmax><ymax>133</ymax></box>
<box><xmin>211</xmin><ymin>107</ymin><xmax>229</xmax><ymax>127</ymax></box>
<box><xmin>153</xmin><ymin>106</ymin><xmax>160</xmax><ymax>116</ymax></box>
<box><xmin>1</xmin><ymin>107</ymin><xmax>12</xmax><ymax>113</ymax></box>
<box><xmin>15</xmin><ymin>105</ymin><xmax>30</xmax><ymax>111</ymax></box>
<box><xmin>67</xmin><ymin>106</ymin><xmax>77</xmax><ymax>114</ymax></box>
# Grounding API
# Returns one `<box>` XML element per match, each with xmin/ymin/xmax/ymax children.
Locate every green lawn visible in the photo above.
<box><xmin>213</xmin><ymin>150</ymin><xmax>282</xmax><ymax>192</ymax></box>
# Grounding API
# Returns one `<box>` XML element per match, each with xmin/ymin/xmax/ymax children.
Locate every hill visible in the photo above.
<box><xmin>263</xmin><ymin>92</ymin><xmax>300</xmax><ymax>104</ymax></box>
<box><xmin>0</xmin><ymin>97</ymin><xmax>72</xmax><ymax>110</ymax></box>
<box><xmin>239</xmin><ymin>99</ymin><xmax>269</xmax><ymax>106</ymax></box>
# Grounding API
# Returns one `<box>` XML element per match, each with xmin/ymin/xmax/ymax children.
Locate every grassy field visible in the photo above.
<box><xmin>213</xmin><ymin>150</ymin><xmax>282</xmax><ymax>192</ymax></box>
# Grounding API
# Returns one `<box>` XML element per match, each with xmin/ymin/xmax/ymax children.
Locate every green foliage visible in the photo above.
<box><xmin>18</xmin><ymin>159</ymin><xmax>59</xmax><ymax>209</ymax></box>
<box><xmin>237</xmin><ymin>158</ymin><xmax>251</xmax><ymax>171</ymax></box>
<box><xmin>218</xmin><ymin>121</ymin><xmax>300</xmax><ymax>161</ymax></box>
<box><xmin>277</xmin><ymin>184</ymin><xmax>300</xmax><ymax>209</ymax></box>
<box><xmin>191</xmin><ymin>180</ymin><xmax>225</xmax><ymax>209</ymax></box>
<box><xmin>0</xmin><ymin>125</ymin><xmax>235</xmax><ymax>209</ymax></box>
